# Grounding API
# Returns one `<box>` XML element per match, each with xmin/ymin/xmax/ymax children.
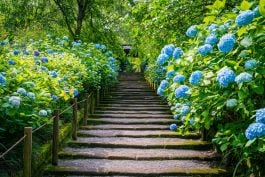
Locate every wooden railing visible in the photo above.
<box><xmin>0</xmin><ymin>87</ymin><xmax>110</xmax><ymax>177</ymax></box>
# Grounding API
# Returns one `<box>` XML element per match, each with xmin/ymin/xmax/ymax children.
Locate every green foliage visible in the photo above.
<box><xmin>0</xmin><ymin>34</ymin><xmax>119</xmax><ymax>136</ymax></box>
<box><xmin>145</xmin><ymin>0</ymin><xmax>265</xmax><ymax>176</ymax></box>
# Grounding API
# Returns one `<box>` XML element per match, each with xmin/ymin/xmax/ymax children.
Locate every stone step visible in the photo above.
<box><xmin>87</xmin><ymin>118</ymin><xmax>176</xmax><ymax>125</ymax></box>
<box><xmin>103</xmin><ymin>96</ymin><xmax>161</xmax><ymax>100</ymax></box>
<box><xmin>59</xmin><ymin>148</ymin><xmax>220</xmax><ymax>161</ymax></box>
<box><xmin>94</xmin><ymin>110</ymin><xmax>171</xmax><ymax>114</ymax></box>
<box><xmin>100</xmin><ymin>100</ymin><xmax>164</xmax><ymax>104</ymax></box>
<box><xmin>77</xmin><ymin>130</ymin><xmax>200</xmax><ymax>139</ymax></box>
<box><xmin>97</xmin><ymin>106</ymin><xmax>169</xmax><ymax>111</ymax></box>
<box><xmin>116</xmin><ymin>84</ymin><xmax>149</xmax><ymax>90</ymax></box>
<box><xmin>99</xmin><ymin>103</ymin><xmax>168</xmax><ymax>108</ymax></box>
<box><xmin>111</xmin><ymin>88</ymin><xmax>154</xmax><ymax>92</ymax></box>
<box><xmin>46</xmin><ymin>159</ymin><xmax>226</xmax><ymax>176</ymax></box>
<box><xmin>91</xmin><ymin>113</ymin><xmax>172</xmax><ymax>118</ymax></box>
<box><xmin>68</xmin><ymin>137</ymin><xmax>211</xmax><ymax>150</ymax></box>
<box><xmin>80</xmin><ymin>124</ymin><xmax>169</xmax><ymax>130</ymax></box>
<box><xmin>111</xmin><ymin>91</ymin><xmax>155</xmax><ymax>94</ymax></box>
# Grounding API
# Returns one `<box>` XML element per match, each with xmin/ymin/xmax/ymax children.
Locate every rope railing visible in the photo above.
<box><xmin>0</xmin><ymin>135</ymin><xmax>27</xmax><ymax>159</ymax></box>
<box><xmin>0</xmin><ymin>89</ymin><xmax>105</xmax><ymax>177</ymax></box>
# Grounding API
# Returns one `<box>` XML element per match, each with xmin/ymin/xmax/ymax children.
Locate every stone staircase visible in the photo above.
<box><xmin>45</xmin><ymin>73</ymin><xmax>227</xmax><ymax>177</ymax></box>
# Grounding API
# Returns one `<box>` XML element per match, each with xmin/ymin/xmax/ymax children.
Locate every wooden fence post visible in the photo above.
<box><xmin>201</xmin><ymin>128</ymin><xmax>207</xmax><ymax>141</ymax></box>
<box><xmin>72</xmin><ymin>98</ymin><xmax>78</xmax><ymax>140</ymax></box>
<box><xmin>23</xmin><ymin>127</ymin><xmax>32</xmax><ymax>177</ymax></box>
<box><xmin>52</xmin><ymin>109</ymin><xmax>59</xmax><ymax>165</ymax></box>
<box><xmin>90</xmin><ymin>93</ymin><xmax>95</xmax><ymax>115</ymax></box>
<box><xmin>83</xmin><ymin>93</ymin><xmax>89</xmax><ymax>126</ymax></box>
<box><xmin>96</xmin><ymin>89</ymin><xmax>100</xmax><ymax>106</ymax></box>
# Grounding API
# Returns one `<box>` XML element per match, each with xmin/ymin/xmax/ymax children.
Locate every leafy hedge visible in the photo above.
<box><xmin>145</xmin><ymin>0</ymin><xmax>265</xmax><ymax>176</ymax></box>
<box><xmin>0</xmin><ymin>35</ymin><xmax>119</xmax><ymax>137</ymax></box>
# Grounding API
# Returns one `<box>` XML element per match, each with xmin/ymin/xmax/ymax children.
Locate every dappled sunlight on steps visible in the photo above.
<box><xmin>44</xmin><ymin>73</ymin><xmax>227</xmax><ymax>177</ymax></box>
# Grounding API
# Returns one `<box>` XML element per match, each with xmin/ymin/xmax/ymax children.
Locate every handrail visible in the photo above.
<box><xmin>0</xmin><ymin>93</ymin><xmax>92</xmax><ymax>159</ymax></box>
<box><xmin>0</xmin><ymin>135</ymin><xmax>27</xmax><ymax>159</ymax></box>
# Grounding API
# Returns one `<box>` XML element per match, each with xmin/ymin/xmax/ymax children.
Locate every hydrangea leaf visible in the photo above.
<box><xmin>240</xmin><ymin>36</ymin><xmax>253</xmax><ymax>48</ymax></box>
<box><xmin>203</xmin><ymin>16</ymin><xmax>216</xmax><ymax>23</ymax></box>
<box><xmin>212</xmin><ymin>0</ymin><xmax>226</xmax><ymax>10</ymax></box>
<box><xmin>237</xmin><ymin>26</ymin><xmax>248</xmax><ymax>36</ymax></box>
<box><xmin>240</xmin><ymin>0</ymin><xmax>252</xmax><ymax>10</ymax></box>
<box><xmin>251</xmin><ymin>85</ymin><xmax>264</xmax><ymax>95</ymax></box>
<box><xmin>260</xmin><ymin>0</ymin><xmax>265</xmax><ymax>16</ymax></box>
<box><xmin>245</xmin><ymin>139</ymin><xmax>256</xmax><ymax>147</ymax></box>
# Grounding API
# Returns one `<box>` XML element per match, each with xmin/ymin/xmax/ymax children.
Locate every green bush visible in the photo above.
<box><xmin>146</xmin><ymin>0</ymin><xmax>265</xmax><ymax>176</ymax></box>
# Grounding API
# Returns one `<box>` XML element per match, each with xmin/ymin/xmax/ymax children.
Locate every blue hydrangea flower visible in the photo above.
<box><xmin>245</xmin><ymin>123</ymin><xmax>265</xmax><ymax>140</ymax></box>
<box><xmin>216</xmin><ymin>67</ymin><xmax>236</xmax><ymax>87</ymax></box>
<box><xmin>162</xmin><ymin>44</ymin><xmax>175</xmax><ymax>56</ymax></box>
<box><xmin>47</xmin><ymin>49</ymin><xmax>53</xmax><ymax>54</ymax></box>
<box><xmin>27</xmin><ymin>92</ymin><xmax>36</xmax><ymax>99</ymax></box>
<box><xmin>175</xmin><ymin>103</ymin><xmax>182</xmax><ymax>108</ymax></box>
<box><xmin>169</xmin><ymin>124</ymin><xmax>177</xmax><ymax>131</ymax></box>
<box><xmin>17</xmin><ymin>88</ymin><xmax>27</xmax><ymax>96</ymax></box>
<box><xmin>72</xmin><ymin>41</ymin><xmax>81</xmax><ymax>47</ymax></box>
<box><xmin>9</xmin><ymin>96</ymin><xmax>21</xmax><ymax>107</ymax></box>
<box><xmin>23</xmin><ymin>50</ymin><xmax>30</xmax><ymax>55</ymax></box>
<box><xmin>189</xmin><ymin>71</ymin><xmax>203</xmax><ymax>85</ymax></box>
<box><xmin>41</xmin><ymin>57</ymin><xmax>48</xmax><ymax>63</ymax></box>
<box><xmin>189</xmin><ymin>118</ymin><xmax>195</xmax><ymax>125</ymax></box>
<box><xmin>219</xmin><ymin>25</ymin><xmax>228</xmax><ymax>33</ymax></box>
<box><xmin>181</xmin><ymin>105</ymin><xmax>190</xmax><ymax>116</ymax></box>
<box><xmin>166</xmin><ymin>70</ymin><xmax>175</xmax><ymax>79</ymax></box>
<box><xmin>101</xmin><ymin>45</ymin><xmax>106</xmax><ymax>50</ymax></box>
<box><xmin>0</xmin><ymin>74</ymin><xmax>6</xmax><ymax>84</ymax></box>
<box><xmin>198</xmin><ymin>44</ymin><xmax>213</xmax><ymax>56</ymax></box>
<box><xmin>34</xmin><ymin>50</ymin><xmax>40</xmax><ymax>56</ymax></box>
<box><xmin>157</xmin><ymin>54</ymin><xmax>170</xmax><ymax>65</ymax></box>
<box><xmin>186</xmin><ymin>25</ymin><xmax>198</xmax><ymax>38</ymax></box>
<box><xmin>175</xmin><ymin>85</ymin><xmax>190</xmax><ymax>98</ymax></box>
<box><xmin>95</xmin><ymin>44</ymin><xmax>101</xmax><ymax>49</ymax></box>
<box><xmin>13</xmin><ymin>50</ymin><xmax>20</xmax><ymax>55</ymax></box>
<box><xmin>244</xmin><ymin>59</ymin><xmax>257</xmax><ymax>70</ymax></box>
<box><xmin>253</xmin><ymin>6</ymin><xmax>260</xmax><ymax>17</ymax></box>
<box><xmin>256</xmin><ymin>108</ymin><xmax>265</xmax><ymax>124</ymax></box>
<box><xmin>39</xmin><ymin>110</ymin><xmax>48</xmax><ymax>117</ymax></box>
<box><xmin>41</xmin><ymin>66</ymin><xmax>48</xmax><ymax>71</ymax></box>
<box><xmin>181</xmin><ymin>116</ymin><xmax>186</xmax><ymax>122</ymax></box>
<box><xmin>205</xmin><ymin>34</ymin><xmax>218</xmax><ymax>45</ymax></box>
<box><xmin>173</xmin><ymin>47</ymin><xmax>184</xmax><ymax>59</ymax></box>
<box><xmin>226</xmin><ymin>99</ymin><xmax>237</xmax><ymax>108</ymax></box>
<box><xmin>159</xmin><ymin>80</ymin><xmax>169</xmax><ymax>89</ymax></box>
<box><xmin>8</xmin><ymin>59</ymin><xmax>16</xmax><ymax>65</ymax></box>
<box><xmin>157</xmin><ymin>87</ymin><xmax>165</xmax><ymax>96</ymax></box>
<box><xmin>74</xmin><ymin>89</ymin><xmax>79</xmax><ymax>97</ymax></box>
<box><xmin>52</xmin><ymin>95</ymin><xmax>59</xmax><ymax>101</ymax></box>
<box><xmin>173</xmin><ymin>114</ymin><xmax>179</xmax><ymax>119</ymax></box>
<box><xmin>217</xmin><ymin>34</ymin><xmax>236</xmax><ymax>54</ymax></box>
<box><xmin>173</xmin><ymin>74</ymin><xmax>185</xmax><ymax>83</ymax></box>
<box><xmin>62</xmin><ymin>36</ymin><xmax>69</xmax><ymax>40</ymax></box>
<box><xmin>49</xmin><ymin>71</ymin><xmax>58</xmax><ymax>78</ymax></box>
<box><xmin>208</xmin><ymin>24</ymin><xmax>218</xmax><ymax>32</ymax></box>
<box><xmin>235</xmin><ymin>10</ymin><xmax>254</xmax><ymax>26</ymax></box>
<box><xmin>235</xmin><ymin>72</ymin><xmax>252</xmax><ymax>84</ymax></box>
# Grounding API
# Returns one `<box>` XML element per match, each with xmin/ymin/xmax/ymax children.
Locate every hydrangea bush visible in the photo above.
<box><xmin>145</xmin><ymin>0</ymin><xmax>265</xmax><ymax>175</ymax></box>
<box><xmin>0</xmin><ymin>35</ymin><xmax>119</xmax><ymax>135</ymax></box>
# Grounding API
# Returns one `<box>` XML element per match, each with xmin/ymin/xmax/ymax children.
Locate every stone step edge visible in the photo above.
<box><xmin>58</xmin><ymin>151</ymin><xmax>221</xmax><ymax>161</ymax></box>
<box><xmin>87</xmin><ymin>119</ymin><xmax>177</xmax><ymax>125</ymax></box>
<box><xmin>77</xmin><ymin>131</ymin><xmax>201</xmax><ymax>139</ymax></box>
<box><xmin>80</xmin><ymin>125</ymin><xmax>169</xmax><ymax>130</ymax></box>
<box><xmin>45</xmin><ymin>166</ymin><xmax>227</xmax><ymax>176</ymax></box>
<box><xmin>67</xmin><ymin>141</ymin><xmax>212</xmax><ymax>150</ymax></box>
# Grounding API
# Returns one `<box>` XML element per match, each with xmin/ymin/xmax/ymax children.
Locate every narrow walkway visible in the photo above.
<box><xmin>46</xmin><ymin>73</ymin><xmax>226</xmax><ymax>176</ymax></box>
